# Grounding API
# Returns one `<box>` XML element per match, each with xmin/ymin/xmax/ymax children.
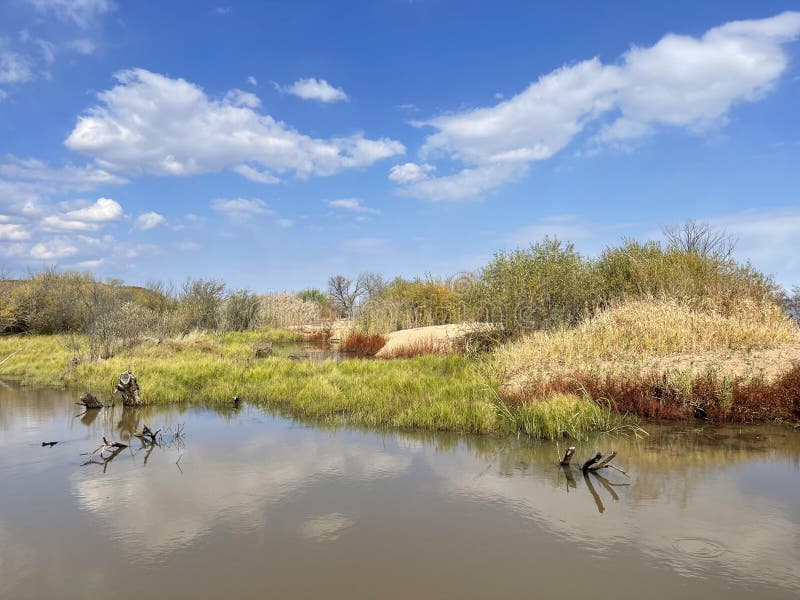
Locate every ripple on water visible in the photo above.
<box><xmin>672</xmin><ymin>537</ymin><xmax>727</xmax><ymax>559</ymax></box>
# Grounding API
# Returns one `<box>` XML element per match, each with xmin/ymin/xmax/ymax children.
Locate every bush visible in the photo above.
<box><xmin>356</xmin><ymin>277</ymin><xmax>466</xmax><ymax>332</ymax></box>
<box><xmin>223</xmin><ymin>289</ymin><xmax>261</xmax><ymax>331</ymax></box>
<box><xmin>175</xmin><ymin>278</ymin><xmax>226</xmax><ymax>332</ymax></box>
<box><xmin>471</xmin><ymin>238</ymin><xmax>596</xmax><ymax>336</ymax></box>
<box><xmin>595</xmin><ymin>239</ymin><xmax>777</xmax><ymax>306</ymax></box>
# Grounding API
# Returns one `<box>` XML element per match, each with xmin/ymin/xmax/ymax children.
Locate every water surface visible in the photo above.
<box><xmin>1</xmin><ymin>382</ymin><xmax>798</xmax><ymax>599</ymax></box>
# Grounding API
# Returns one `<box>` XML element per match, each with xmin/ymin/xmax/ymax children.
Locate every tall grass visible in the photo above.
<box><xmin>490</xmin><ymin>388</ymin><xmax>645</xmax><ymax>441</ymax></box>
<box><xmin>494</xmin><ymin>297</ymin><xmax>799</xmax><ymax>386</ymax></box>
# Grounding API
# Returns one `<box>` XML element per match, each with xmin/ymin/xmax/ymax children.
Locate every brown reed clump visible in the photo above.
<box><xmin>502</xmin><ymin>365</ymin><xmax>800</xmax><ymax>423</ymax></box>
<box><xmin>340</xmin><ymin>332</ymin><xmax>387</xmax><ymax>357</ymax></box>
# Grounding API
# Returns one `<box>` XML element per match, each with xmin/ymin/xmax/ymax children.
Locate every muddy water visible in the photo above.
<box><xmin>1</xmin><ymin>382</ymin><xmax>799</xmax><ymax>599</ymax></box>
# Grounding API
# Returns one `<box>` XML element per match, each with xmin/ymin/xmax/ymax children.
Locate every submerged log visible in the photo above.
<box><xmin>113</xmin><ymin>370</ymin><xmax>141</xmax><ymax>407</ymax></box>
<box><xmin>582</xmin><ymin>452</ymin><xmax>603</xmax><ymax>473</ymax></box>
<box><xmin>560</xmin><ymin>447</ymin><xmax>576</xmax><ymax>466</ymax></box>
<box><xmin>77</xmin><ymin>392</ymin><xmax>103</xmax><ymax>409</ymax></box>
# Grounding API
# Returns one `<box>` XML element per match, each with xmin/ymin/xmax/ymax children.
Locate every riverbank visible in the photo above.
<box><xmin>2</xmin><ymin>297</ymin><xmax>798</xmax><ymax>438</ymax></box>
<box><xmin>0</xmin><ymin>332</ymin><xmax>639</xmax><ymax>439</ymax></box>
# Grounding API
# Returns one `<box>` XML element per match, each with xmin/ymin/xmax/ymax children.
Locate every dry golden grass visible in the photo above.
<box><xmin>493</xmin><ymin>298</ymin><xmax>800</xmax><ymax>390</ymax></box>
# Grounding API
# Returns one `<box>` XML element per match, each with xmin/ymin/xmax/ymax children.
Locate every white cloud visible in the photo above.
<box><xmin>0</xmin><ymin>156</ymin><xmax>126</xmax><ymax>186</ymax></box>
<box><xmin>400</xmin><ymin>12</ymin><xmax>800</xmax><ymax>200</ymax></box>
<box><xmin>248</xmin><ymin>75</ymin><xmax>257</xmax><ymax>86</ymax></box>
<box><xmin>276</xmin><ymin>218</ymin><xmax>294</xmax><ymax>228</ymax></box>
<box><xmin>0</xmin><ymin>223</ymin><xmax>31</xmax><ymax>241</ymax></box>
<box><xmin>401</xmin><ymin>163</ymin><xmax>526</xmax><ymax>202</ymax></box>
<box><xmin>325</xmin><ymin>198</ymin><xmax>380</xmax><ymax>214</ymax></box>
<box><xmin>0</xmin><ymin>89</ymin><xmax>7</xmax><ymax>101</ymax></box>
<box><xmin>65</xmin><ymin>69</ymin><xmax>403</xmax><ymax>180</ymax></box>
<box><xmin>284</xmin><ymin>77</ymin><xmax>348</xmax><ymax>103</ymax></box>
<box><xmin>134</xmin><ymin>211</ymin><xmax>167</xmax><ymax>230</ymax></box>
<box><xmin>29</xmin><ymin>0</ymin><xmax>116</xmax><ymax>28</ymax></box>
<box><xmin>0</xmin><ymin>51</ymin><xmax>34</xmax><ymax>83</ymax></box>
<box><xmin>66</xmin><ymin>38</ymin><xmax>96</xmax><ymax>55</ymax></box>
<box><xmin>211</xmin><ymin>197</ymin><xmax>274</xmax><ymax>223</ymax></box>
<box><xmin>388</xmin><ymin>162</ymin><xmax>436</xmax><ymax>184</ymax></box>
<box><xmin>30</xmin><ymin>238</ymin><xmax>79</xmax><ymax>260</ymax></box>
<box><xmin>41</xmin><ymin>197</ymin><xmax>123</xmax><ymax>231</ymax></box>
<box><xmin>232</xmin><ymin>164</ymin><xmax>280</xmax><ymax>184</ymax></box>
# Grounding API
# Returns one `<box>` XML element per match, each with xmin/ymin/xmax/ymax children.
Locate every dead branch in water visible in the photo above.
<box><xmin>80</xmin><ymin>436</ymin><xmax>128</xmax><ymax>470</ymax></box>
<box><xmin>560</xmin><ymin>447</ymin><xmax>576</xmax><ymax>466</ymax></box>
<box><xmin>76</xmin><ymin>392</ymin><xmax>103</xmax><ymax>409</ymax></box>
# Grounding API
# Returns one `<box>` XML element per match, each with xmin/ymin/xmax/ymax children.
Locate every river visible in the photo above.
<box><xmin>1</xmin><ymin>381</ymin><xmax>798</xmax><ymax>599</ymax></box>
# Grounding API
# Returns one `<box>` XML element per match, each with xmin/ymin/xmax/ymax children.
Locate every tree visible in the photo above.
<box><xmin>327</xmin><ymin>275</ymin><xmax>366</xmax><ymax>317</ymax></box>
<box><xmin>359</xmin><ymin>272</ymin><xmax>386</xmax><ymax>300</ymax></box>
<box><xmin>663</xmin><ymin>220</ymin><xmax>737</xmax><ymax>260</ymax></box>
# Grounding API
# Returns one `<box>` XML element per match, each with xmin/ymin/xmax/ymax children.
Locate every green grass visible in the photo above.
<box><xmin>0</xmin><ymin>331</ymin><xmax>642</xmax><ymax>440</ymax></box>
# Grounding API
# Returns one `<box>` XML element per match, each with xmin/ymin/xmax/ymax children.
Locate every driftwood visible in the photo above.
<box><xmin>77</xmin><ymin>392</ymin><xmax>103</xmax><ymax>409</ymax></box>
<box><xmin>581</xmin><ymin>452</ymin><xmax>603</xmax><ymax>473</ymax></box>
<box><xmin>560</xmin><ymin>447</ymin><xmax>576</xmax><ymax>466</ymax></box>
<box><xmin>81</xmin><ymin>436</ymin><xmax>128</xmax><ymax>470</ymax></box>
<box><xmin>41</xmin><ymin>441</ymin><xmax>58</xmax><ymax>447</ymax></box>
<box><xmin>113</xmin><ymin>370</ymin><xmax>141</xmax><ymax>406</ymax></box>
<box><xmin>587</xmin><ymin>450</ymin><xmax>628</xmax><ymax>476</ymax></box>
<box><xmin>559</xmin><ymin>450</ymin><xmax>631</xmax><ymax>511</ymax></box>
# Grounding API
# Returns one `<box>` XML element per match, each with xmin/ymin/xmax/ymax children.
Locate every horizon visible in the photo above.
<box><xmin>1</xmin><ymin>1</ymin><xmax>799</xmax><ymax>290</ymax></box>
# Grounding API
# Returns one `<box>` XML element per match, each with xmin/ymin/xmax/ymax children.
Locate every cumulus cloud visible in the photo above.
<box><xmin>398</xmin><ymin>12</ymin><xmax>800</xmax><ymax>200</ymax></box>
<box><xmin>388</xmin><ymin>162</ymin><xmax>436</xmax><ymax>184</ymax></box>
<box><xmin>324</xmin><ymin>198</ymin><xmax>380</xmax><ymax>214</ymax></box>
<box><xmin>283</xmin><ymin>77</ymin><xmax>348</xmax><ymax>103</ymax></box>
<box><xmin>29</xmin><ymin>238</ymin><xmax>79</xmax><ymax>260</ymax></box>
<box><xmin>29</xmin><ymin>0</ymin><xmax>116</xmax><ymax>28</ymax></box>
<box><xmin>134</xmin><ymin>211</ymin><xmax>167</xmax><ymax>230</ymax></box>
<box><xmin>0</xmin><ymin>223</ymin><xmax>31</xmax><ymax>241</ymax></box>
<box><xmin>65</xmin><ymin>69</ymin><xmax>403</xmax><ymax>181</ymax></box>
<box><xmin>41</xmin><ymin>197</ymin><xmax>123</xmax><ymax>231</ymax></box>
<box><xmin>401</xmin><ymin>164</ymin><xmax>526</xmax><ymax>202</ymax></box>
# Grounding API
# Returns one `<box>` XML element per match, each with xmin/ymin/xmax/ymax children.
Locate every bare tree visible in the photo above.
<box><xmin>327</xmin><ymin>275</ymin><xmax>366</xmax><ymax>317</ymax></box>
<box><xmin>359</xmin><ymin>272</ymin><xmax>386</xmax><ymax>300</ymax></box>
<box><xmin>663</xmin><ymin>220</ymin><xmax>737</xmax><ymax>260</ymax></box>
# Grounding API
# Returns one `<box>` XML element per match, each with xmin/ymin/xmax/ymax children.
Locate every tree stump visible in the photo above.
<box><xmin>114</xmin><ymin>370</ymin><xmax>141</xmax><ymax>407</ymax></box>
<box><xmin>78</xmin><ymin>392</ymin><xmax>103</xmax><ymax>409</ymax></box>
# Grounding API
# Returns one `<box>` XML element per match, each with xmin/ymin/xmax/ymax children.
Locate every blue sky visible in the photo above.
<box><xmin>1</xmin><ymin>1</ymin><xmax>799</xmax><ymax>291</ymax></box>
